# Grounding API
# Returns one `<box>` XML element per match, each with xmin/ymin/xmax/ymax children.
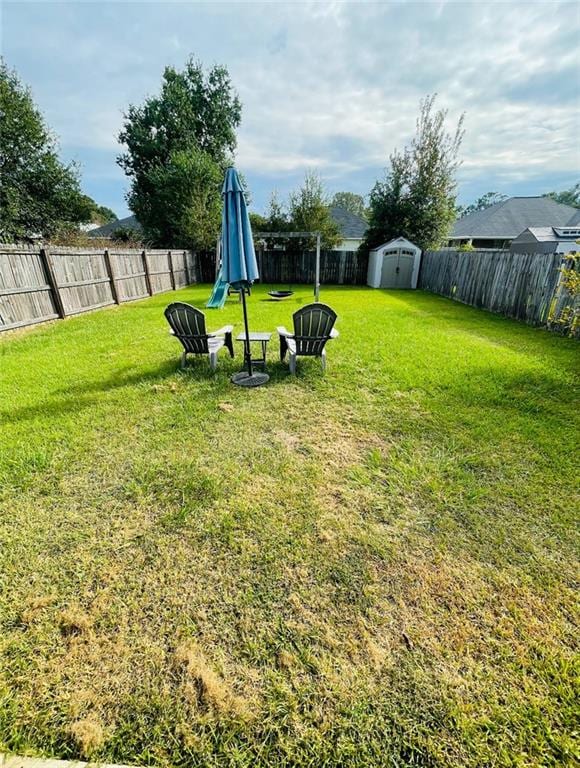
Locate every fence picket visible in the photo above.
<box><xmin>420</xmin><ymin>249</ymin><xmax>578</xmax><ymax>336</ymax></box>
<box><xmin>0</xmin><ymin>245</ymin><xmax>196</xmax><ymax>332</ymax></box>
<box><xmin>3</xmin><ymin>244</ymin><xmax>577</xmax><ymax>337</ymax></box>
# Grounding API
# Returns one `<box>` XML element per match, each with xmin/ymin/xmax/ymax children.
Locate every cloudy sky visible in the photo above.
<box><xmin>2</xmin><ymin>1</ymin><xmax>579</xmax><ymax>218</ymax></box>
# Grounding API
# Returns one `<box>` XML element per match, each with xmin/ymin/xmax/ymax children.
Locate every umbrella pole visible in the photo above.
<box><xmin>315</xmin><ymin>232</ymin><xmax>321</xmax><ymax>302</ymax></box>
<box><xmin>231</xmin><ymin>286</ymin><xmax>269</xmax><ymax>387</ymax></box>
<box><xmin>241</xmin><ymin>287</ymin><xmax>253</xmax><ymax>377</ymax></box>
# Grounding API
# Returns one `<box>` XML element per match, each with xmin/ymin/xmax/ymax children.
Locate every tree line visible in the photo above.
<box><xmin>1</xmin><ymin>56</ymin><xmax>578</xmax><ymax>250</ymax></box>
<box><xmin>0</xmin><ymin>61</ymin><xmax>117</xmax><ymax>242</ymax></box>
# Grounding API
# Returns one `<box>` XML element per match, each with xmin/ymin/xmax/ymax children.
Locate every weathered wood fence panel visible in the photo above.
<box><xmin>257</xmin><ymin>249</ymin><xmax>367</xmax><ymax>285</ymax></box>
<box><xmin>171</xmin><ymin>251</ymin><xmax>189</xmax><ymax>288</ymax></box>
<box><xmin>146</xmin><ymin>250</ymin><xmax>173</xmax><ymax>294</ymax></box>
<box><xmin>0</xmin><ymin>245</ymin><xmax>198</xmax><ymax>333</ymax></box>
<box><xmin>195</xmin><ymin>251</ymin><xmax>217</xmax><ymax>283</ymax></box>
<box><xmin>0</xmin><ymin>245</ymin><xmax>59</xmax><ymax>331</ymax></box>
<box><xmin>420</xmin><ymin>249</ymin><xmax>579</xmax><ymax>336</ymax></box>
<box><xmin>186</xmin><ymin>249</ymin><xmax>367</xmax><ymax>286</ymax></box>
<box><xmin>110</xmin><ymin>250</ymin><xmax>149</xmax><ymax>302</ymax></box>
<box><xmin>48</xmin><ymin>247</ymin><xmax>115</xmax><ymax>316</ymax></box>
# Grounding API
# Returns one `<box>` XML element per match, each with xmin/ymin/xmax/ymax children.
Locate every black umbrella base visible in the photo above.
<box><xmin>231</xmin><ymin>371</ymin><xmax>270</xmax><ymax>387</ymax></box>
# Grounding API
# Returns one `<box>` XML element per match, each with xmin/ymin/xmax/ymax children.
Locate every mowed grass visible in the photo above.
<box><xmin>0</xmin><ymin>284</ymin><xmax>578</xmax><ymax>767</ymax></box>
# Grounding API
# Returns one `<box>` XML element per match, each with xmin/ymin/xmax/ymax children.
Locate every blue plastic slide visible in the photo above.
<box><xmin>206</xmin><ymin>269</ymin><xmax>229</xmax><ymax>309</ymax></box>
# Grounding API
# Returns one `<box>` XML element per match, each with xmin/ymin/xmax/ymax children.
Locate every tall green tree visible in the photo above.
<box><xmin>289</xmin><ymin>171</ymin><xmax>341</xmax><ymax>249</ymax></box>
<box><xmin>265</xmin><ymin>190</ymin><xmax>290</xmax><ymax>232</ymax></box>
<box><xmin>362</xmin><ymin>95</ymin><xmax>464</xmax><ymax>252</ymax></box>
<box><xmin>91</xmin><ymin>204</ymin><xmax>118</xmax><ymax>225</ymax></box>
<box><xmin>457</xmin><ymin>191</ymin><xmax>507</xmax><ymax>218</ymax></box>
<box><xmin>331</xmin><ymin>191</ymin><xmax>367</xmax><ymax>219</ymax></box>
<box><xmin>543</xmin><ymin>183</ymin><xmax>580</xmax><ymax>209</ymax></box>
<box><xmin>76</xmin><ymin>195</ymin><xmax>118</xmax><ymax>226</ymax></box>
<box><xmin>263</xmin><ymin>190</ymin><xmax>293</xmax><ymax>248</ymax></box>
<box><xmin>0</xmin><ymin>61</ymin><xmax>92</xmax><ymax>240</ymax></box>
<box><xmin>249</xmin><ymin>212</ymin><xmax>268</xmax><ymax>232</ymax></box>
<box><xmin>144</xmin><ymin>148</ymin><xmax>223</xmax><ymax>249</ymax></box>
<box><xmin>362</xmin><ymin>153</ymin><xmax>412</xmax><ymax>252</ymax></box>
<box><xmin>249</xmin><ymin>191</ymin><xmax>293</xmax><ymax>249</ymax></box>
<box><xmin>117</xmin><ymin>56</ymin><xmax>241</xmax><ymax>248</ymax></box>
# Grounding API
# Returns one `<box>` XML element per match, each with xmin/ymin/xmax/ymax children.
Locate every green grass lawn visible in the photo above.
<box><xmin>0</xmin><ymin>284</ymin><xmax>578</xmax><ymax>767</ymax></box>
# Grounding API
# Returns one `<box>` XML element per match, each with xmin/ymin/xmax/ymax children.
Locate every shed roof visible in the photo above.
<box><xmin>370</xmin><ymin>236</ymin><xmax>421</xmax><ymax>253</ymax></box>
<box><xmin>329</xmin><ymin>206</ymin><xmax>368</xmax><ymax>239</ymax></box>
<box><xmin>451</xmin><ymin>197</ymin><xmax>579</xmax><ymax>239</ymax></box>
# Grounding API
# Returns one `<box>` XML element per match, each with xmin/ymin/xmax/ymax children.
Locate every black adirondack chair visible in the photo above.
<box><xmin>277</xmin><ymin>303</ymin><xmax>339</xmax><ymax>374</ymax></box>
<box><xmin>165</xmin><ymin>302</ymin><xmax>234</xmax><ymax>371</ymax></box>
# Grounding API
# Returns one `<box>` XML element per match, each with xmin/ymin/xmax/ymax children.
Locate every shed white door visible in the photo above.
<box><xmin>380</xmin><ymin>248</ymin><xmax>415</xmax><ymax>288</ymax></box>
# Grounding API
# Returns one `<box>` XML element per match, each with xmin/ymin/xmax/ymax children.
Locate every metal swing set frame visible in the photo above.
<box><xmin>216</xmin><ymin>231</ymin><xmax>323</xmax><ymax>302</ymax></box>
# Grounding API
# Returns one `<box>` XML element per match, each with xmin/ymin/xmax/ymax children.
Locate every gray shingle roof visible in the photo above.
<box><xmin>329</xmin><ymin>206</ymin><xmax>368</xmax><ymax>239</ymax></box>
<box><xmin>513</xmin><ymin>227</ymin><xmax>580</xmax><ymax>243</ymax></box>
<box><xmin>90</xmin><ymin>208</ymin><xmax>370</xmax><ymax>241</ymax></box>
<box><xmin>451</xmin><ymin>197</ymin><xmax>579</xmax><ymax>239</ymax></box>
<box><xmin>88</xmin><ymin>214</ymin><xmax>142</xmax><ymax>238</ymax></box>
<box><xmin>522</xmin><ymin>227</ymin><xmax>561</xmax><ymax>242</ymax></box>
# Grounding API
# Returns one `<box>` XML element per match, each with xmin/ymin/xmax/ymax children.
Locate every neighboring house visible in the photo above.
<box><xmin>449</xmin><ymin>196</ymin><xmax>579</xmax><ymax>249</ymax></box>
<box><xmin>510</xmin><ymin>226</ymin><xmax>580</xmax><ymax>255</ymax></box>
<box><xmin>90</xmin><ymin>207</ymin><xmax>369</xmax><ymax>252</ymax></box>
<box><xmin>329</xmin><ymin>206</ymin><xmax>367</xmax><ymax>251</ymax></box>
<box><xmin>88</xmin><ymin>214</ymin><xmax>143</xmax><ymax>239</ymax></box>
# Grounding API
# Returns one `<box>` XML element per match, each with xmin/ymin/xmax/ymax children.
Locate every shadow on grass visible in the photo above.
<box><xmin>1</xmin><ymin>353</ymin><xmax>324</xmax><ymax>427</ymax></box>
<box><xmin>1</xmin><ymin>359</ymin><xmax>178</xmax><ymax>426</ymax></box>
<box><xmin>53</xmin><ymin>359</ymin><xmax>179</xmax><ymax>397</ymax></box>
<box><xmin>394</xmin><ymin>291</ymin><xmax>578</xmax><ymax>355</ymax></box>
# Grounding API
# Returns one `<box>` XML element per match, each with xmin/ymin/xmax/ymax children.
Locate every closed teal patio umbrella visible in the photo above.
<box><xmin>221</xmin><ymin>167</ymin><xmax>268</xmax><ymax>387</ymax></box>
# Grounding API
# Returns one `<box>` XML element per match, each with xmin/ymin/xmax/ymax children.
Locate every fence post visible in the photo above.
<box><xmin>338</xmin><ymin>251</ymin><xmax>346</xmax><ymax>285</ymax></box>
<box><xmin>186</xmin><ymin>251</ymin><xmax>194</xmax><ymax>285</ymax></box>
<box><xmin>168</xmin><ymin>250</ymin><xmax>176</xmax><ymax>290</ymax></box>
<box><xmin>182</xmin><ymin>251</ymin><xmax>188</xmax><ymax>285</ymax></box>
<box><xmin>185</xmin><ymin>251</ymin><xmax>193</xmax><ymax>285</ymax></box>
<box><xmin>141</xmin><ymin>249</ymin><xmax>153</xmax><ymax>296</ymax></box>
<box><xmin>39</xmin><ymin>247</ymin><xmax>66</xmax><ymax>318</ymax></box>
<box><xmin>194</xmin><ymin>250</ymin><xmax>200</xmax><ymax>284</ymax></box>
<box><xmin>103</xmin><ymin>249</ymin><xmax>120</xmax><ymax>304</ymax></box>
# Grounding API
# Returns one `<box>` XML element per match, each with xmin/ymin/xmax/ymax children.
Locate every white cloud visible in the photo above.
<box><xmin>230</xmin><ymin>1</ymin><xmax>579</xmax><ymax>183</ymax></box>
<box><xmin>3</xmin><ymin>0</ymin><xmax>578</xmax><ymax>212</ymax></box>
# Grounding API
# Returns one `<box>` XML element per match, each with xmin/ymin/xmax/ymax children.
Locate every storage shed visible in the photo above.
<box><xmin>510</xmin><ymin>227</ymin><xmax>580</xmax><ymax>255</ymax></box>
<box><xmin>367</xmin><ymin>237</ymin><xmax>422</xmax><ymax>289</ymax></box>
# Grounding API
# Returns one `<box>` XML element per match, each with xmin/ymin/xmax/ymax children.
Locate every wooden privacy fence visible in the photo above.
<box><xmin>257</xmin><ymin>249</ymin><xmax>367</xmax><ymax>286</ymax></box>
<box><xmin>419</xmin><ymin>249</ymin><xmax>579</xmax><ymax>337</ymax></box>
<box><xmin>0</xmin><ymin>245</ymin><xmax>198</xmax><ymax>332</ymax></box>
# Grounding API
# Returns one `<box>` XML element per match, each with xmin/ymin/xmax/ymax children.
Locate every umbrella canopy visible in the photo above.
<box><xmin>220</xmin><ymin>167</ymin><xmax>268</xmax><ymax>387</ymax></box>
<box><xmin>221</xmin><ymin>168</ymin><xmax>258</xmax><ymax>289</ymax></box>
